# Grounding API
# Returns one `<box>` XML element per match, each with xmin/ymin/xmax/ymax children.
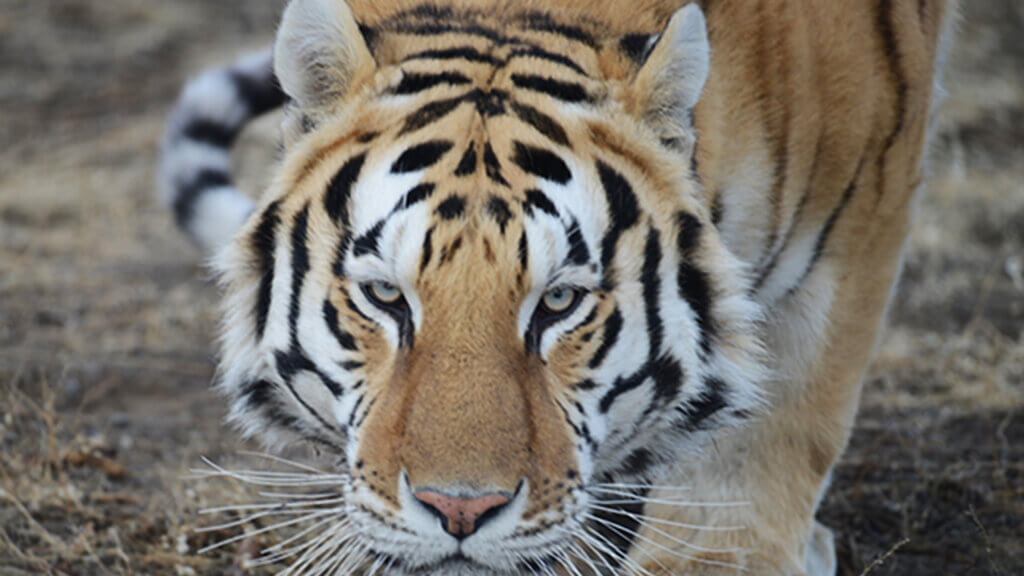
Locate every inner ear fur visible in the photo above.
<box><xmin>274</xmin><ymin>0</ymin><xmax>376</xmax><ymax>112</ymax></box>
<box><xmin>622</xmin><ymin>5</ymin><xmax>710</xmax><ymax>144</ymax></box>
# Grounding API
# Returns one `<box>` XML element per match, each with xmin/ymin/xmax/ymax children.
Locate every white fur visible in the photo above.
<box><xmin>186</xmin><ymin>186</ymin><xmax>254</xmax><ymax>252</ymax></box>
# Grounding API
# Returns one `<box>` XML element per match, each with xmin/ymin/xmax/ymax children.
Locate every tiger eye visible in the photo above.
<box><xmin>542</xmin><ymin>288</ymin><xmax>576</xmax><ymax>313</ymax></box>
<box><xmin>369</xmin><ymin>282</ymin><xmax>402</xmax><ymax>305</ymax></box>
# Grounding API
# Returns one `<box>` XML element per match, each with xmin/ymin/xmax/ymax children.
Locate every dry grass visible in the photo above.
<box><xmin>1</xmin><ymin>0</ymin><xmax>1021</xmax><ymax>574</ymax></box>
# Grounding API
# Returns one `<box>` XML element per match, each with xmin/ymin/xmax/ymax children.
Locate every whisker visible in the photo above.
<box><xmin>587</xmin><ymin>483</ymin><xmax>693</xmax><ymax>492</ymax></box>
<box><xmin>585</xmin><ymin>510</ymin><xmax>743</xmax><ymax>555</ymax></box>
<box><xmin>237</xmin><ymin>450</ymin><xmax>331</xmax><ymax>474</ymax></box>
<box><xmin>585</xmin><ymin>488</ymin><xmax>749</xmax><ymax>508</ymax></box>
<box><xmin>583</xmin><ymin>513</ymin><xmax>747</xmax><ymax>572</ymax></box>
<box><xmin>195</xmin><ymin>509</ymin><xmax>279</xmax><ymax>533</ymax></box>
<box><xmin>588</xmin><ymin>503</ymin><xmax>746</xmax><ymax>532</ymax></box>
<box><xmin>200</xmin><ymin>497</ymin><xmax>345</xmax><ymax>516</ymax></box>
<box><xmin>280</xmin><ymin>523</ymin><xmax>347</xmax><ymax>576</ymax></box>
<box><xmin>566</xmin><ymin>540</ymin><xmax>605</xmax><ymax>576</ymax></box>
<box><xmin>332</xmin><ymin>541</ymin><xmax>370</xmax><ymax>576</ymax></box>
<box><xmin>198</xmin><ymin>509</ymin><xmax>338</xmax><ymax>554</ymax></box>
<box><xmin>258</xmin><ymin>490</ymin><xmax>343</xmax><ymax>500</ymax></box>
<box><xmin>574</xmin><ymin>525</ymin><xmax>659</xmax><ymax>576</ymax></box>
<box><xmin>262</xmin><ymin>518</ymin><xmax>347</xmax><ymax>556</ymax></box>
<box><xmin>568</xmin><ymin>532</ymin><xmax>619</xmax><ymax>576</ymax></box>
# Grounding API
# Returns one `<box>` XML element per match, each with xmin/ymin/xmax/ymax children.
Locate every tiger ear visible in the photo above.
<box><xmin>274</xmin><ymin>0</ymin><xmax>376</xmax><ymax>110</ymax></box>
<box><xmin>628</xmin><ymin>5</ymin><xmax>710</xmax><ymax>138</ymax></box>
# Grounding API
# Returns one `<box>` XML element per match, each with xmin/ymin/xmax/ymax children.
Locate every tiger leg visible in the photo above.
<box><xmin>624</xmin><ymin>178</ymin><xmax>923</xmax><ymax>576</ymax></box>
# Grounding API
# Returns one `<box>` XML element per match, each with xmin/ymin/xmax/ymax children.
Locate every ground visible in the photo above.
<box><xmin>0</xmin><ymin>1</ymin><xmax>1021</xmax><ymax>575</ymax></box>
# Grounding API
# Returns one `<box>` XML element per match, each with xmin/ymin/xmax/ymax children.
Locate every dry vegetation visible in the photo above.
<box><xmin>1</xmin><ymin>1</ymin><xmax>1021</xmax><ymax>574</ymax></box>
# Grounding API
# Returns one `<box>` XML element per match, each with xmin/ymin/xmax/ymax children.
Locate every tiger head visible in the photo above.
<box><xmin>215</xmin><ymin>0</ymin><xmax>764</xmax><ymax>573</ymax></box>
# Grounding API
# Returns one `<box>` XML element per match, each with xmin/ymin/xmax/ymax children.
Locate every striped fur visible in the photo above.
<box><xmin>161</xmin><ymin>0</ymin><xmax>956</xmax><ymax>574</ymax></box>
<box><xmin>160</xmin><ymin>49</ymin><xmax>286</xmax><ymax>252</ymax></box>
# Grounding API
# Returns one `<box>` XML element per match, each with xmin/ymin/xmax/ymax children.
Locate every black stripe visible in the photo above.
<box><xmin>507</xmin><ymin>47</ymin><xmax>587</xmax><ymax>77</ymax></box>
<box><xmin>392</xmin><ymin>71</ymin><xmax>471</xmax><ymax>95</ymax></box>
<box><xmin>391</xmin><ymin>140</ymin><xmax>454</xmax><ymax>173</ymax></box>
<box><xmin>420</xmin><ymin>226</ymin><xmax>435</xmax><ymax>273</ymax></box>
<box><xmin>386</xmin><ymin>22</ymin><xmax>511</xmax><ymax>45</ymax></box>
<box><xmin>393</xmin><ymin>183</ymin><xmax>436</xmax><ymax>212</ymax></box>
<box><xmin>173</xmin><ymin>168</ymin><xmax>231</xmax><ymax>227</ymax></box>
<box><xmin>622</xmin><ymin>448</ymin><xmax>654</xmax><ymax>475</ymax></box>
<box><xmin>754</xmin><ymin>143</ymin><xmax>821</xmax><ymax>290</ymax></box>
<box><xmin>517</xmin><ymin>12</ymin><xmax>597</xmax><ymax>47</ymax></box>
<box><xmin>354</xmin><ymin>397</ymin><xmax>377</xmax><ymax>428</ymax></box>
<box><xmin>359</xmin><ymin>23</ymin><xmax>379</xmax><ymax>51</ymax></box>
<box><xmin>596</xmin><ymin>161</ymin><xmax>641</xmax><ymax>273</ymax></box>
<box><xmin>598</xmin><ymin>227</ymin><xmax>679</xmax><ymax>415</ymax></box>
<box><xmin>599</xmin><ymin>370</ymin><xmax>646</xmax><ymax>413</ymax></box>
<box><xmin>641</xmin><ymin>227</ymin><xmax>664</xmax><ymax>359</ymax></box>
<box><xmin>619</xmin><ymin>34</ymin><xmax>654</xmax><ymax>64</ymax></box>
<box><xmin>404</xmin><ymin>46</ymin><xmax>498</xmax><ymax>65</ymax></box>
<box><xmin>275</xmin><ymin>348</ymin><xmax>340</xmax><ymax>392</ymax></box>
<box><xmin>512</xmin><ymin>141</ymin><xmax>572</xmax><ymax>184</ymax></box>
<box><xmin>439</xmin><ymin>236</ymin><xmax>464</xmax><ymax>265</ymax></box>
<box><xmin>518</xmin><ymin>231</ymin><xmax>529</xmax><ymax>272</ymax></box>
<box><xmin>483</xmin><ymin>143</ymin><xmax>510</xmax><ymax>186</ymax></box>
<box><xmin>332</xmin><ymin>231</ymin><xmax>352</xmax><ymax>279</ymax></box>
<box><xmin>486</xmin><ymin>196</ymin><xmax>513</xmax><ymax>234</ymax></box>
<box><xmin>241</xmin><ymin>380</ymin><xmax>306</xmax><ymax>438</ymax></box>
<box><xmin>353</xmin><ymin>220</ymin><xmax>385</xmax><ymax>257</ymax></box>
<box><xmin>182</xmin><ymin>118</ymin><xmax>236</xmax><ymax>148</ymax></box>
<box><xmin>572</xmin><ymin>305</ymin><xmax>600</xmax><ymax>333</ymax></box>
<box><xmin>229</xmin><ymin>68</ymin><xmax>288</xmax><ymax>115</ymax></box>
<box><xmin>454</xmin><ymin>144</ymin><xmax>477</xmax><ymax>176</ymax></box>
<box><xmin>325</xmin><ymin>153</ymin><xmax>367</xmax><ymax>224</ymax></box>
<box><xmin>323</xmin><ymin>299</ymin><xmax>358</xmax><ymax>351</ymax></box>
<box><xmin>509</xmin><ymin>101</ymin><xmax>570</xmax><ymax>147</ymax></box>
<box><xmin>648</xmin><ymin>356</ymin><xmax>683</xmax><ymax>407</ymax></box>
<box><xmin>274</xmin><ymin>348</ymin><xmax>345</xmax><ymax>429</ymax></box>
<box><xmin>675</xmin><ymin>378</ymin><xmax>726</xmax><ymax>432</ymax></box>
<box><xmin>435</xmin><ymin>195</ymin><xmax>466</xmax><ymax>220</ymax></box>
<box><xmin>400</xmin><ymin>94</ymin><xmax>466</xmax><ymax>135</ymax></box>
<box><xmin>253</xmin><ymin>200</ymin><xmax>282</xmax><ymax>338</ymax></box>
<box><xmin>588</xmin><ymin>307</ymin><xmax>622</xmax><ymax>369</ymax></box>
<box><xmin>523</xmin><ymin>189</ymin><xmax>558</xmax><ymax>217</ymax></box>
<box><xmin>876</xmin><ymin>0</ymin><xmax>908</xmax><ymax>206</ymax></box>
<box><xmin>587</xmin><ymin>490</ymin><xmax>645</xmax><ymax>567</ymax></box>
<box><xmin>468</xmin><ymin>88</ymin><xmax>508</xmax><ymax>117</ymax></box>
<box><xmin>356</xmin><ymin>131</ymin><xmax>380</xmax><ymax>143</ymax></box>
<box><xmin>789</xmin><ymin>162</ymin><xmax>863</xmax><ymax>293</ymax></box>
<box><xmin>565</xmin><ymin>218</ymin><xmax>590</xmax><ymax>265</ymax></box>
<box><xmin>511</xmin><ymin>74</ymin><xmax>591</xmax><ymax>103</ymax></box>
<box><xmin>347</xmin><ymin>394</ymin><xmax>365</xmax><ymax>427</ymax></box>
<box><xmin>675</xmin><ymin>212</ymin><xmax>714</xmax><ymax>355</ymax></box>
<box><xmin>287</xmin><ymin>205</ymin><xmax>311</xmax><ymax>342</ymax></box>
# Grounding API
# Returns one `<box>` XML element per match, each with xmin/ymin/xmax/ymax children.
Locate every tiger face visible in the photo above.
<box><xmin>215</xmin><ymin>0</ymin><xmax>764</xmax><ymax>573</ymax></box>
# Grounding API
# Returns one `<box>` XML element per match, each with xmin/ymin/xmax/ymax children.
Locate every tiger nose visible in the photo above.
<box><xmin>414</xmin><ymin>490</ymin><xmax>511</xmax><ymax>539</ymax></box>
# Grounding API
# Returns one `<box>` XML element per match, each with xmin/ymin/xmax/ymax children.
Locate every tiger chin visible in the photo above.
<box><xmin>160</xmin><ymin>0</ymin><xmax>956</xmax><ymax>574</ymax></box>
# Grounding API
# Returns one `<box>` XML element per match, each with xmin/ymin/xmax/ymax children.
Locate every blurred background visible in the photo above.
<box><xmin>0</xmin><ymin>1</ymin><xmax>1021</xmax><ymax>574</ymax></box>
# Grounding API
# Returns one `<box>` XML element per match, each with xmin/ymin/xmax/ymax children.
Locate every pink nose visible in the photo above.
<box><xmin>414</xmin><ymin>490</ymin><xmax>511</xmax><ymax>538</ymax></box>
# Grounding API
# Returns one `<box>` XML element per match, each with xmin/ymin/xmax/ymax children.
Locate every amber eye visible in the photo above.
<box><xmin>367</xmin><ymin>281</ymin><xmax>403</xmax><ymax>305</ymax></box>
<box><xmin>541</xmin><ymin>287</ymin><xmax>577</xmax><ymax>314</ymax></box>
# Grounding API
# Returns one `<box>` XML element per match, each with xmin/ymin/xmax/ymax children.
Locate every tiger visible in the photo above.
<box><xmin>159</xmin><ymin>0</ymin><xmax>956</xmax><ymax>574</ymax></box>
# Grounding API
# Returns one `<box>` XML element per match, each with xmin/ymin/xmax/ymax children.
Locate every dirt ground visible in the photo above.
<box><xmin>0</xmin><ymin>1</ymin><xmax>1021</xmax><ymax>575</ymax></box>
